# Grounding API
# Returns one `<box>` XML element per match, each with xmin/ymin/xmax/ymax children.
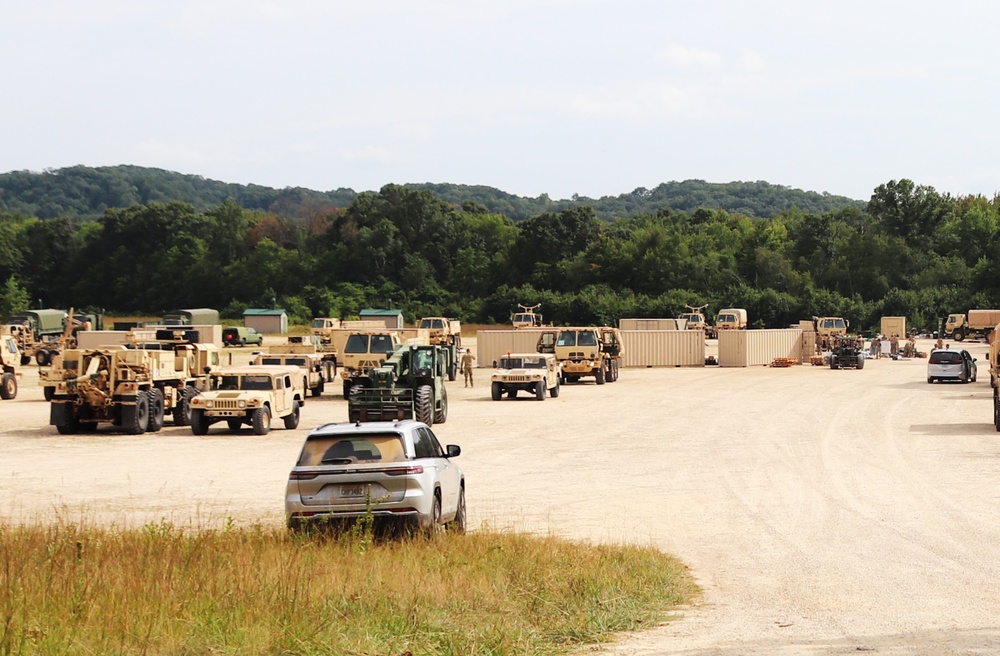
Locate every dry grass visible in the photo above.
<box><xmin>0</xmin><ymin>520</ymin><xmax>697</xmax><ymax>655</ymax></box>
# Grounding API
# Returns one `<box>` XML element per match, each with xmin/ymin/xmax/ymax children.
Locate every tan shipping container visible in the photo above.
<box><xmin>718</xmin><ymin>329</ymin><xmax>803</xmax><ymax>367</ymax></box>
<box><xmin>801</xmin><ymin>332</ymin><xmax>817</xmax><ymax>362</ymax></box>
<box><xmin>621</xmin><ymin>330</ymin><xmax>704</xmax><ymax>367</ymax></box>
<box><xmin>76</xmin><ymin>330</ymin><xmax>158</xmax><ymax>349</ymax></box>
<box><xmin>476</xmin><ymin>329</ymin><xmax>547</xmax><ymax>367</ymax></box>
<box><xmin>880</xmin><ymin>316</ymin><xmax>906</xmax><ymax>337</ymax></box>
<box><xmin>145</xmin><ymin>324</ymin><xmax>223</xmax><ymax>349</ymax></box>
<box><xmin>619</xmin><ymin>318</ymin><xmax>686</xmax><ymax>331</ymax></box>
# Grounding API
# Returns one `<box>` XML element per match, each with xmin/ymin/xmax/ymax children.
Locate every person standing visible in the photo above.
<box><xmin>461</xmin><ymin>349</ymin><xmax>476</xmax><ymax>387</ymax></box>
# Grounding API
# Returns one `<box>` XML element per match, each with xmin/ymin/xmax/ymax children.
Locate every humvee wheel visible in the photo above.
<box><xmin>191</xmin><ymin>409</ymin><xmax>210</xmax><ymax>435</ymax></box>
<box><xmin>550</xmin><ymin>380</ymin><xmax>560</xmax><ymax>398</ymax></box>
<box><xmin>252</xmin><ymin>406</ymin><xmax>271</xmax><ymax>435</ymax></box>
<box><xmin>595</xmin><ymin>366</ymin><xmax>606</xmax><ymax>385</ymax></box>
<box><xmin>36</xmin><ymin>350</ymin><xmax>51</xmax><ymax>367</ymax></box>
<box><xmin>283</xmin><ymin>401</ymin><xmax>301</xmax><ymax>430</ymax></box>
<box><xmin>415</xmin><ymin>384</ymin><xmax>434</xmax><ymax>425</ymax></box>
<box><xmin>491</xmin><ymin>382</ymin><xmax>502</xmax><ymax>401</ymax></box>
<box><xmin>55</xmin><ymin>409</ymin><xmax>80</xmax><ymax>435</ymax></box>
<box><xmin>535</xmin><ymin>381</ymin><xmax>545</xmax><ymax>400</ymax></box>
<box><xmin>312</xmin><ymin>378</ymin><xmax>324</xmax><ymax>397</ymax></box>
<box><xmin>43</xmin><ymin>386</ymin><xmax>54</xmax><ymax>401</ymax></box>
<box><xmin>227</xmin><ymin>419</ymin><xmax>243</xmax><ymax>431</ymax></box>
<box><xmin>147</xmin><ymin>388</ymin><xmax>165</xmax><ymax>432</ymax></box>
<box><xmin>0</xmin><ymin>372</ymin><xmax>17</xmax><ymax>400</ymax></box>
<box><xmin>20</xmin><ymin>355</ymin><xmax>30</xmax><ymax>366</ymax></box>
<box><xmin>124</xmin><ymin>393</ymin><xmax>149</xmax><ymax>435</ymax></box>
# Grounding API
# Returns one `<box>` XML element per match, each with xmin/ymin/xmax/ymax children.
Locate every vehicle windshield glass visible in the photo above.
<box><xmin>930</xmin><ymin>351</ymin><xmax>962</xmax><ymax>364</ymax></box>
<box><xmin>218</xmin><ymin>374</ymin><xmax>273</xmax><ymax>390</ymax></box>
<box><xmin>311</xmin><ymin>319</ymin><xmax>325</xmax><ymax>329</ymax></box>
<box><xmin>523</xmin><ymin>357</ymin><xmax>545</xmax><ymax>368</ymax></box>
<box><xmin>298</xmin><ymin>433</ymin><xmax>407</xmax><ymax>465</ymax></box>
<box><xmin>344</xmin><ymin>334</ymin><xmax>370</xmax><ymax>353</ymax></box>
<box><xmin>499</xmin><ymin>358</ymin><xmax>522</xmax><ymax>368</ymax></box>
<box><xmin>370</xmin><ymin>334</ymin><xmax>395</xmax><ymax>354</ymax></box>
<box><xmin>260</xmin><ymin>357</ymin><xmax>282</xmax><ymax>365</ymax></box>
<box><xmin>556</xmin><ymin>331</ymin><xmax>577</xmax><ymax>347</ymax></box>
<box><xmin>577</xmin><ymin>331</ymin><xmax>598</xmax><ymax>346</ymax></box>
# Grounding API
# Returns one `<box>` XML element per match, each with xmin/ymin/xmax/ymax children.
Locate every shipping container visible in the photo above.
<box><xmin>476</xmin><ymin>329</ymin><xmax>548</xmax><ymax>367</ymax></box>
<box><xmin>880</xmin><ymin>316</ymin><xmax>906</xmax><ymax>337</ymax></box>
<box><xmin>621</xmin><ymin>330</ymin><xmax>704</xmax><ymax>367</ymax></box>
<box><xmin>718</xmin><ymin>329</ymin><xmax>803</xmax><ymax>367</ymax></box>
<box><xmin>144</xmin><ymin>324</ymin><xmax>223</xmax><ymax>349</ymax></box>
<box><xmin>76</xmin><ymin>330</ymin><xmax>158</xmax><ymax>349</ymax></box>
<box><xmin>619</xmin><ymin>318</ymin><xmax>686</xmax><ymax>331</ymax></box>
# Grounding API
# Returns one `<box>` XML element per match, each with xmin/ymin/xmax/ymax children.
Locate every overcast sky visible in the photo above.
<box><xmin>2</xmin><ymin>1</ymin><xmax>998</xmax><ymax>202</ymax></box>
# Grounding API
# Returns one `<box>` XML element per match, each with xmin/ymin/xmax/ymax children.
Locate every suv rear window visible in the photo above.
<box><xmin>297</xmin><ymin>433</ymin><xmax>406</xmax><ymax>465</ymax></box>
<box><xmin>929</xmin><ymin>351</ymin><xmax>961</xmax><ymax>364</ymax></box>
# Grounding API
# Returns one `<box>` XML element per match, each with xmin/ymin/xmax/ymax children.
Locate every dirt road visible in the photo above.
<box><xmin>3</xmin><ymin>338</ymin><xmax>1000</xmax><ymax>654</ymax></box>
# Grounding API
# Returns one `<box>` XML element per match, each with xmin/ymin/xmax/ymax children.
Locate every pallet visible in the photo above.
<box><xmin>809</xmin><ymin>355</ymin><xmax>826</xmax><ymax>366</ymax></box>
<box><xmin>770</xmin><ymin>357</ymin><xmax>798</xmax><ymax>368</ymax></box>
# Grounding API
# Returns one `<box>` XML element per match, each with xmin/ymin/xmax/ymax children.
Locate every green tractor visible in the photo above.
<box><xmin>829</xmin><ymin>335</ymin><xmax>865</xmax><ymax>370</ymax></box>
<box><xmin>347</xmin><ymin>344</ymin><xmax>450</xmax><ymax>426</ymax></box>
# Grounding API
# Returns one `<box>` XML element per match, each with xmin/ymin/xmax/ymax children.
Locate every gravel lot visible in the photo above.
<box><xmin>3</xmin><ymin>337</ymin><xmax>999</xmax><ymax>655</ymax></box>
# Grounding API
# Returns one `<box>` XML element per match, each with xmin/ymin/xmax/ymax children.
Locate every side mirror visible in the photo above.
<box><xmin>446</xmin><ymin>444</ymin><xmax>461</xmax><ymax>458</ymax></box>
<box><xmin>492</xmin><ymin>360</ymin><xmax>498</xmax><ymax>368</ymax></box>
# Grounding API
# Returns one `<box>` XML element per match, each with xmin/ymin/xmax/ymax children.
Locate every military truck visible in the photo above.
<box><xmin>189</xmin><ymin>365</ymin><xmax>305</xmax><ymax>435</ymax></box>
<box><xmin>536</xmin><ymin>326</ymin><xmax>624</xmax><ymax>385</ymax></box>
<box><xmin>49</xmin><ymin>330</ymin><xmax>221</xmax><ymax>434</ymax></box>
<box><xmin>715</xmin><ymin>308</ymin><xmax>748</xmax><ymax>332</ymax></box>
<box><xmin>252</xmin><ymin>351</ymin><xmax>326</xmax><ymax>397</ymax></box>
<box><xmin>828</xmin><ymin>335</ymin><xmax>865</xmax><ymax>370</ymax></box>
<box><xmin>273</xmin><ymin>335</ymin><xmax>338</xmax><ymax>380</ymax></box>
<box><xmin>943</xmin><ymin>310</ymin><xmax>1000</xmax><ymax>342</ymax></box>
<box><xmin>814</xmin><ymin>316</ymin><xmax>850</xmax><ymax>351</ymax></box>
<box><xmin>1</xmin><ymin>333</ymin><xmax>21</xmax><ymax>399</ymax></box>
<box><xmin>6</xmin><ymin>309</ymin><xmax>68</xmax><ymax>365</ymax></box>
<box><xmin>678</xmin><ymin>304</ymin><xmax>714</xmax><ymax>338</ymax></box>
<box><xmin>511</xmin><ymin>303</ymin><xmax>545</xmax><ymax>329</ymax></box>
<box><xmin>490</xmin><ymin>353</ymin><xmax>560</xmax><ymax>400</ymax></box>
<box><xmin>347</xmin><ymin>344</ymin><xmax>450</xmax><ymax>425</ymax></box>
<box><xmin>339</xmin><ymin>330</ymin><xmax>402</xmax><ymax>397</ymax></box>
<box><xmin>418</xmin><ymin>316</ymin><xmax>462</xmax><ymax>347</ymax></box>
<box><xmin>163</xmin><ymin>308</ymin><xmax>220</xmax><ymax>326</ymax></box>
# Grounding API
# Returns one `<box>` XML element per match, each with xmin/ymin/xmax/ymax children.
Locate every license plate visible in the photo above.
<box><xmin>341</xmin><ymin>484</ymin><xmax>364</xmax><ymax>498</ymax></box>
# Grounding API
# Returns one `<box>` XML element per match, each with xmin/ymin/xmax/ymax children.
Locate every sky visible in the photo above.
<box><xmin>2</xmin><ymin>1</ymin><xmax>999</xmax><ymax>202</ymax></box>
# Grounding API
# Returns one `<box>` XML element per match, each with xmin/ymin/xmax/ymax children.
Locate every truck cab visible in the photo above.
<box><xmin>536</xmin><ymin>326</ymin><xmax>623</xmax><ymax>385</ymax></box>
<box><xmin>339</xmin><ymin>331</ymin><xmax>402</xmax><ymax>396</ymax></box>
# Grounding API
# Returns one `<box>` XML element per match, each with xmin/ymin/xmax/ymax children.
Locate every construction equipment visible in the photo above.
<box><xmin>536</xmin><ymin>326</ymin><xmax>624</xmax><ymax>385</ymax></box>
<box><xmin>48</xmin><ymin>329</ymin><xmax>220</xmax><ymax>434</ymax></box>
<box><xmin>828</xmin><ymin>335</ymin><xmax>865</xmax><ymax>370</ymax></box>
<box><xmin>347</xmin><ymin>344</ymin><xmax>450</xmax><ymax>426</ymax></box>
<box><xmin>339</xmin><ymin>330</ymin><xmax>402</xmax><ymax>397</ymax></box>
<box><xmin>511</xmin><ymin>303</ymin><xmax>545</xmax><ymax>328</ymax></box>
<box><xmin>0</xmin><ymin>332</ymin><xmax>21</xmax><ymax>399</ymax></box>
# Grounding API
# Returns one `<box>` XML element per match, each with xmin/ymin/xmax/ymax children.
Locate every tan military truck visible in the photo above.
<box><xmin>340</xmin><ymin>330</ymin><xmax>402</xmax><ymax>397</ymax></box>
<box><xmin>490</xmin><ymin>352</ymin><xmax>560</xmax><ymax>400</ymax></box>
<box><xmin>536</xmin><ymin>326</ymin><xmax>624</xmax><ymax>385</ymax></box>
<box><xmin>511</xmin><ymin>303</ymin><xmax>545</xmax><ymax>329</ymax></box>
<box><xmin>271</xmin><ymin>335</ymin><xmax>338</xmax><ymax>381</ymax></box>
<box><xmin>418</xmin><ymin>316</ymin><xmax>462</xmax><ymax>347</ymax></box>
<box><xmin>189</xmin><ymin>365</ymin><xmax>305</xmax><ymax>435</ymax></box>
<box><xmin>715</xmin><ymin>308</ymin><xmax>748</xmax><ymax>331</ymax></box>
<box><xmin>49</xmin><ymin>332</ymin><xmax>221</xmax><ymax>434</ymax></box>
<box><xmin>1</xmin><ymin>332</ymin><xmax>21</xmax><ymax>399</ymax></box>
<box><xmin>252</xmin><ymin>351</ymin><xmax>326</xmax><ymax>397</ymax></box>
<box><xmin>814</xmin><ymin>316</ymin><xmax>850</xmax><ymax>351</ymax></box>
<box><xmin>989</xmin><ymin>324</ymin><xmax>1000</xmax><ymax>431</ymax></box>
<box><xmin>678</xmin><ymin>304</ymin><xmax>714</xmax><ymax>338</ymax></box>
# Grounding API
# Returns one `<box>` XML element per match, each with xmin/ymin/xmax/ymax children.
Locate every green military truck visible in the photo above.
<box><xmin>162</xmin><ymin>308</ymin><xmax>220</xmax><ymax>326</ymax></box>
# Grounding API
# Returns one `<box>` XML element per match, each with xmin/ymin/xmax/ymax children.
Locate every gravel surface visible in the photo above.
<box><xmin>3</xmin><ymin>337</ymin><xmax>999</xmax><ymax>654</ymax></box>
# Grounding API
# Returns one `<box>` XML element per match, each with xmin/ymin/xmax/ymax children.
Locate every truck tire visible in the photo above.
<box><xmin>43</xmin><ymin>386</ymin><xmax>54</xmax><ymax>401</ymax></box>
<box><xmin>54</xmin><ymin>406</ymin><xmax>80</xmax><ymax>435</ymax></box>
<box><xmin>595</xmin><ymin>366</ymin><xmax>606</xmax><ymax>385</ymax></box>
<box><xmin>191</xmin><ymin>409</ymin><xmax>210</xmax><ymax>435</ymax></box>
<box><xmin>173</xmin><ymin>385</ymin><xmax>196</xmax><ymax>426</ymax></box>
<box><xmin>436</xmin><ymin>388</ymin><xmax>448</xmax><ymax>424</ymax></box>
<box><xmin>283</xmin><ymin>401</ymin><xmax>300</xmax><ymax>430</ymax></box>
<box><xmin>227</xmin><ymin>419</ymin><xmax>243</xmax><ymax>430</ymax></box>
<box><xmin>343</xmin><ymin>381</ymin><xmax>352</xmax><ymax>398</ymax></box>
<box><xmin>251</xmin><ymin>406</ymin><xmax>271</xmax><ymax>435</ymax></box>
<box><xmin>146</xmin><ymin>388</ymin><xmax>165</xmax><ymax>432</ymax></box>
<box><xmin>0</xmin><ymin>372</ymin><xmax>16</xmax><ymax>400</ymax></box>
<box><xmin>953</xmin><ymin>330</ymin><xmax>965</xmax><ymax>342</ymax></box>
<box><xmin>550</xmin><ymin>380</ymin><xmax>560</xmax><ymax>398</ymax></box>
<box><xmin>124</xmin><ymin>394</ymin><xmax>149</xmax><ymax>435</ymax></box>
<box><xmin>312</xmin><ymin>378</ymin><xmax>324</xmax><ymax>397</ymax></box>
<box><xmin>448</xmin><ymin>362</ymin><xmax>457</xmax><ymax>382</ymax></box>
<box><xmin>995</xmin><ymin>390</ymin><xmax>1000</xmax><ymax>432</ymax></box>
<box><xmin>20</xmin><ymin>354</ymin><xmax>30</xmax><ymax>366</ymax></box>
<box><xmin>36</xmin><ymin>349</ymin><xmax>51</xmax><ymax>367</ymax></box>
<box><xmin>491</xmin><ymin>382</ymin><xmax>503</xmax><ymax>401</ymax></box>
<box><xmin>415</xmin><ymin>384</ymin><xmax>434</xmax><ymax>425</ymax></box>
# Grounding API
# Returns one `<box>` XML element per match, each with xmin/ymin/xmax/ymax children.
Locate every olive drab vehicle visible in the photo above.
<box><xmin>828</xmin><ymin>335</ymin><xmax>865</xmax><ymax>370</ymax></box>
<box><xmin>49</xmin><ymin>329</ymin><xmax>221</xmax><ymax>434</ymax></box>
<box><xmin>188</xmin><ymin>365</ymin><xmax>306</xmax><ymax>435</ymax></box>
<box><xmin>536</xmin><ymin>326</ymin><xmax>624</xmax><ymax>385</ymax></box>
<box><xmin>347</xmin><ymin>344</ymin><xmax>450</xmax><ymax>426</ymax></box>
<box><xmin>0</xmin><ymin>332</ymin><xmax>22</xmax><ymax>399</ymax></box>
<box><xmin>490</xmin><ymin>353</ymin><xmax>560</xmax><ymax>400</ymax></box>
<box><xmin>339</xmin><ymin>330</ymin><xmax>402</xmax><ymax>397</ymax></box>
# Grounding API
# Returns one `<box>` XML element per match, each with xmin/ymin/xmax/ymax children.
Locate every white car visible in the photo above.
<box><xmin>927</xmin><ymin>348</ymin><xmax>977</xmax><ymax>384</ymax></box>
<box><xmin>285</xmin><ymin>420</ymin><xmax>465</xmax><ymax>534</ymax></box>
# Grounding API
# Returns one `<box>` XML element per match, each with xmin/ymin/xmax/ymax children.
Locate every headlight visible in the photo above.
<box><xmin>205</xmin><ymin>400</ymin><xmax>214</xmax><ymax>408</ymax></box>
<box><xmin>238</xmin><ymin>400</ymin><xmax>246</xmax><ymax>408</ymax></box>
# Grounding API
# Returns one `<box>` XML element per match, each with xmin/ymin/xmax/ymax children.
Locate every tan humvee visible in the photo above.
<box><xmin>252</xmin><ymin>351</ymin><xmax>326</xmax><ymax>397</ymax></box>
<box><xmin>189</xmin><ymin>365</ymin><xmax>305</xmax><ymax>435</ymax></box>
<box><xmin>490</xmin><ymin>353</ymin><xmax>560</xmax><ymax>400</ymax></box>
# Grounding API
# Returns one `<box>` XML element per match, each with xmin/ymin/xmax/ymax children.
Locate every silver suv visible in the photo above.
<box><xmin>285</xmin><ymin>420</ymin><xmax>465</xmax><ymax>533</ymax></box>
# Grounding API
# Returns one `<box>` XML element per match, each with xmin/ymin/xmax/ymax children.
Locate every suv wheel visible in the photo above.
<box><xmin>449</xmin><ymin>487</ymin><xmax>467</xmax><ymax>534</ymax></box>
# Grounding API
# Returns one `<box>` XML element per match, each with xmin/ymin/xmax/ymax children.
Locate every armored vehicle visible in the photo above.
<box><xmin>715</xmin><ymin>308</ymin><xmax>748</xmax><ymax>331</ymax></box>
<box><xmin>49</xmin><ymin>330</ymin><xmax>221</xmax><ymax>434</ymax></box>
<box><xmin>162</xmin><ymin>308</ymin><xmax>220</xmax><ymax>326</ymax></box>
<box><xmin>679</xmin><ymin>304</ymin><xmax>713</xmax><ymax>338</ymax></box>
<box><xmin>814</xmin><ymin>316</ymin><xmax>850</xmax><ymax>351</ymax></box>
<box><xmin>829</xmin><ymin>335</ymin><xmax>865</xmax><ymax>370</ymax></box>
<box><xmin>189</xmin><ymin>365</ymin><xmax>306</xmax><ymax>435</ymax></box>
<box><xmin>536</xmin><ymin>326</ymin><xmax>624</xmax><ymax>385</ymax></box>
<box><xmin>7</xmin><ymin>309</ymin><xmax>68</xmax><ymax>365</ymax></box>
<box><xmin>347</xmin><ymin>344</ymin><xmax>450</xmax><ymax>426</ymax></box>
<box><xmin>418</xmin><ymin>316</ymin><xmax>462</xmax><ymax>347</ymax></box>
<box><xmin>0</xmin><ymin>333</ymin><xmax>21</xmax><ymax>399</ymax></box>
<box><xmin>272</xmin><ymin>335</ymin><xmax>338</xmax><ymax>380</ymax></box>
<box><xmin>252</xmin><ymin>351</ymin><xmax>326</xmax><ymax>397</ymax></box>
<box><xmin>490</xmin><ymin>353</ymin><xmax>560</xmax><ymax>400</ymax></box>
<box><xmin>339</xmin><ymin>330</ymin><xmax>402</xmax><ymax>397</ymax></box>
<box><xmin>511</xmin><ymin>303</ymin><xmax>545</xmax><ymax>329</ymax></box>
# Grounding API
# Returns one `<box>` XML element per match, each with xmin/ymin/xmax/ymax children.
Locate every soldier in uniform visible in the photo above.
<box><xmin>460</xmin><ymin>349</ymin><xmax>476</xmax><ymax>387</ymax></box>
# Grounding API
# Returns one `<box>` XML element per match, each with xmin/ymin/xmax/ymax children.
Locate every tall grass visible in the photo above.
<box><xmin>1</xmin><ymin>520</ymin><xmax>697</xmax><ymax>655</ymax></box>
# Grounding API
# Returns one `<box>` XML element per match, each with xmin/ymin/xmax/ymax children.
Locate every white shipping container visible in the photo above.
<box><xmin>476</xmin><ymin>329</ymin><xmax>547</xmax><ymax>367</ymax></box>
<box><xmin>619</xmin><ymin>318</ymin><xmax>686</xmax><ymax>331</ymax></box>
<box><xmin>621</xmin><ymin>330</ymin><xmax>704</xmax><ymax>367</ymax></box>
<box><xmin>718</xmin><ymin>329</ymin><xmax>803</xmax><ymax>367</ymax></box>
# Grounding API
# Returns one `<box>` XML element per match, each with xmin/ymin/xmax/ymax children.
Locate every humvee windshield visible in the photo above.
<box><xmin>345</xmin><ymin>334</ymin><xmax>396</xmax><ymax>354</ymax></box>
<box><xmin>419</xmin><ymin>319</ymin><xmax>445</xmax><ymax>329</ymax></box>
<box><xmin>499</xmin><ymin>357</ymin><xmax>545</xmax><ymax>369</ymax></box>
<box><xmin>311</xmin><ymin>319</ymin><xmax>326</xmax><ymax>329</ymax></box>
<box><xmin>219</xmin><ymin>375</ymin><xmax>273</xmax><ymax>391</ymax></box>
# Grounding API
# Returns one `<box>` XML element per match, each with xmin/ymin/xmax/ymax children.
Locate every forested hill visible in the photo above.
<box><xmin>0</xmin><ymin>165</ymin><xmax>863</xmax><ymax>221</ymax></box>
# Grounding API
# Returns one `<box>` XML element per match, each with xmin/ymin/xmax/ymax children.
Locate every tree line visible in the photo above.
<box><xmin>0</xmin><ymin>178</ymin><xmax>995</xmax><ymax>333</ymax></box>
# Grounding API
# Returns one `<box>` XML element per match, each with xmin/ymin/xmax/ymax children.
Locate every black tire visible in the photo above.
<box><xmin>857</xmin><ymin>356</ymin><xmax>865</xmax><ymax>370</ymax></box>
<box><xmin>173</xmin><ymin>385</ymin><xmax>195</xmax><ymax>426</ymax></box>
<box><xmin>954</xmin><ymin>330</ymin><xmax>965</xmax><ymax>342</ymax></box>
<box><xmin>191</xmin><ymin>409</ymin><xmax>210</xmax><ymax>435</ymax></box>
<box><xmin>595</xmin><ymin>366</ymin><xmax>606</xmax><ymax>385</ymax></box>
<box><xmin>491</xmin><ymin>382</ymin><xmax>502</xmax><ymax>401</ymax></box>
<box><xmin>343</xmin><ymin>381</ymin><xmax>352</xmax><ymax>398</ymax></box>
<box><xmin>972</xmin><ymin>369</ymin><xmax>978</xmax><ymax>383</ymax></box>
<box><xmin>961</xmin><ymin>370</ymin><xmax>969</xmax><ymax>384</ymax></box>
<box><xmin>312</xmin><ymin>378</ymin><xmax>324</xmax><ymax>397</ymax></box>
<box><xmin>437</xmin><ymin>387</ymin><xmax>448</xmax><ymax>424</ymax></box>
<box><xmin>415</xmin><ymin>384</ymin><xmax>434</xmax><ymax>425</ymax></box>
<box><xmin>20</xmin><ymin>355</ymin><xmax>30</xmax><ymax>366</ymax></box>
<box><xmin>227</xmin><ymin>419</ymin><xmax>243</xmax><ymax>430</ymax></box>
<box><xmin>36</xmin><ymin>350</ymin><xmax>51</xmax><ymax>367</ymax></box>
<box><xmin>928</xmin><ymin>377</ymin><xmax>933</xmax><ymax>384</ymax></box>
<box><xmin>608</xmin><ymin>360</ymin><xmax>618</xmax><ymax>382</ymax></box>
<box><xmin>251</xmin><ymin>406</ymin><xmax>271</xmax><ymax>435</ymax></box>
<box><xmin>124</xmin><ymin>393</ymin><xmax>149</xmax><ymax>435</ymax></box>
<box><xmin>424</xmin><ymin>493</ymin><xmax>442</xmax><ymax>537</ymax></box>
<box><xmin>283</xmin><ymin>400</ymin><xmax>300</xmax><ymax>430</ymax></box>
<box><xmin>449</xmin><ymin>487</ymin><xmax>467</xmax><ymax>534</ymax></box>
<box><xmin>0</xmin><ymin>372</ymin><xmax>17</xmax><ymax>400</ymax></box>
<box><xmin>448</xmin><ymin>362</ymin><xmax>457</xmax><ymax>382</ymax></box>
<box><xmin>550</xmin><ymin>380</ymin><xmax>560</xmax><ymax>398</ymax></box>
<box><xmin>55</xmin><ymin>408</ymin><xmax>80</xmax><ymax>435</ymax></box>
<box><xmin>241</xmin><ymin>338</ymin><xmax>246</xmax><ymax>347</ymax></box>
<box><xmin>994</xmin><ymin>392</ymin><xmax>1000</xmax><ymax>432</ymax></box>
<box><xmin>147</xmin><ymin>388</ymin><xmax>165</xmax><ymax>433</ymax></box>
<box><xmin>535</xmin><ymin>380</ymin><xmax>545</xmax><ymax>400</ymax></box>
<box><xmin>43</xmin><ymin>386</ymin><xmax>54</xmax><ymax>401</ymax></box>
